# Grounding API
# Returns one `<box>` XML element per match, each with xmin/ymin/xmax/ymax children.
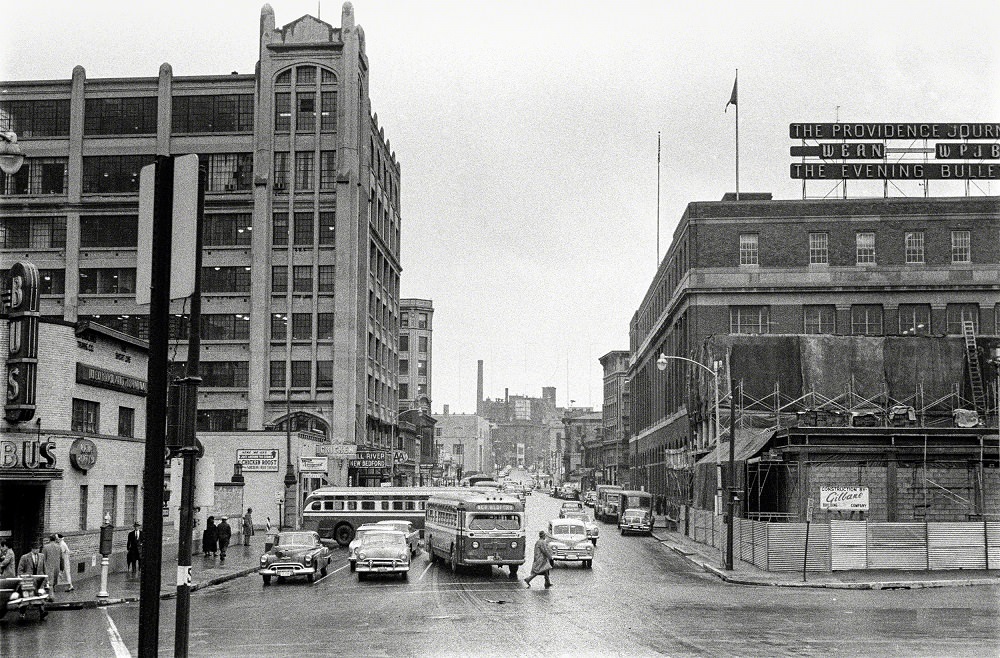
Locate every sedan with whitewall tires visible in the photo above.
<box><xmin>259</xmin><ymin>531</ymin><xmax>335</xmax><ymax>585</ymax></box>
<box><xmin>545</xmin><ymin>519</ymin><xmax>594</xmax><ymax>568</ymax></box>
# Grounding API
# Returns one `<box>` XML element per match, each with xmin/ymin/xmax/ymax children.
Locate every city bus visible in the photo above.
<box><xmin>301</xmin><ymin>487</ymin><xmax>452</xmax><ymax>546</ymax></box>
<box><xmin>616</xmin><ymin>490</ymin><xmax>654</xmax><ymax>526</ymax></box>
<box><xmin>424</xmin><ymin>491</ymin><xmax>526</xmax><ymax>578</ymax></box>
<box><xmin>594</xmin><ymin>484</ymin><xmax>624</xmax><ymax>523</ymax></box>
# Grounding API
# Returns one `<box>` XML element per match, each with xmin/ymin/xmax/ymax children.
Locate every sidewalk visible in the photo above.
<box><xmin>651</xmin><ymin>526</ymin><xmax>1000</xmax><ymax>590</ymax></box>
<box><xmin>48</xmin><ymin>535</ymin><xmax>266</xmax><ymax>610</ymax></box>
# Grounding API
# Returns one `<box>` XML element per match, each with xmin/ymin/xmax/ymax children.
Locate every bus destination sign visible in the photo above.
<box><xmin>476</xmin><ymin>503</ymin><xmax>515</xmax><ymax>512</ymax></box>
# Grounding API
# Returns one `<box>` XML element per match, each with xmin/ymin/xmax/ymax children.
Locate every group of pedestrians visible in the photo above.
<box><xmin>0</xmin><ymin>534</ymin><xmax>75</xmax><ymax>595</ymax></box>
<box><xmin>201</xmin><ymin>508</ymin><xmax>254</xmax><ymax>563</ymax></box>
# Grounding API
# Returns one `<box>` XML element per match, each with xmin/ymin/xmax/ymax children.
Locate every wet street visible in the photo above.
<box><xmin>3</xmin><ymin>494</ymin><xmax>999</xmax><ymax>657</ymax></box>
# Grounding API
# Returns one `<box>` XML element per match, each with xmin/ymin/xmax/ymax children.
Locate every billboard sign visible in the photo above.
<box><xmin>237</xmin><ymin>448</ymin><xmax>279</xmax><ymax>472</ymax></box>
<box><xmin>819</xmin><ymin>487</ymin><xmax>870</xmax><ymax>511</ymax></box>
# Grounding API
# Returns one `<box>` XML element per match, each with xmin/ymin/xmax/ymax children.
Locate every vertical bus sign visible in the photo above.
<box><xmin>4</xmin><ymin>261</ymin><xmax>40</xmax><ymax>423</ymax></box>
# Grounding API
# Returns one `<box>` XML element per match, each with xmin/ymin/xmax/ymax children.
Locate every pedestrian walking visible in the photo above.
<box><xmin>216</xmin><ymin>517</ymin><xmax>232</xmax><ymax>562</ymax></box>
<box><xmin>42</xmin><ymin>535</ymin><xmax>61</xmax><ymax>592</ymax></box>
<box><xmin>242</xmin><ymin>508</ymin><xmax>254</xmax><ymax>546</ymax></box>
<box><xmin>127</xmin><ymin>522</ymin><xmax>143</xmax><ymax>575</ymax></box>
<box><xmin>0</xmin><ymin>539</ymin><xmax>15</xmax><ymax>577</ymax></box>
<box><xmin>57</xmin><ymin>534</ymin><xmax>74</xmax><ymax>591</ymax></box>
<box><xmin>523</xmin><ymin>530</ymin><xmax>554</xmax><ymax>588</ymax></box>
<box><xmin>202</xmin><ymin>516</ymin><xmax>218</xmax><ymax>557</ymax></box>
<box><xmin>17</xmin><ymin>542</ymin><xmax>45</xmax><ymax>576</ymax></box>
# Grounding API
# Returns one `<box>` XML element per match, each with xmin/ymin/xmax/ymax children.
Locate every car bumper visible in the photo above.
<box><xmin>551</xmin><ymin>549</ymin><xmax>594</xmax><ymax>561</ymax></box>
<box><xmin>259</xmin><ymin>564</ymin><xmax>317</xmax><ymax>577</ymax></box>
<box><xmin>621</xmin><ymin>522</ymin><xmax>651</xmax><ymax>532</ymax></box>
<box><xmin>355</xmin><ymin>559</ymin><xmax>409</xmax><ymax>573</ymax></box>
<box><xmin>461</xmin><ymin>556</ymin><xmax>524</xmax><ymax>566</ymax></box>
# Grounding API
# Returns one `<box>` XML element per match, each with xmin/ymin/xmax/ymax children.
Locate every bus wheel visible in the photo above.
<box><xmin>449</xmin><ymin>546</ymin><xmax>459</xmax><ymax>573</ymax></box>
<box><xmin>508</xmin><ymin>565</ymin><xmax>518</xmax><ymax>578</ymax></box>
<box><xmin>334</xmin><ymin>524</ymin><xmax>355</xmax><ymax>546</ymax></box>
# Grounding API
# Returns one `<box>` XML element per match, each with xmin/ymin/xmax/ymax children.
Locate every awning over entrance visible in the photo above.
<box><xmin>0</xmin><ymin>468</ymin><xmax>63</xmax><ymax>481</ymax></box>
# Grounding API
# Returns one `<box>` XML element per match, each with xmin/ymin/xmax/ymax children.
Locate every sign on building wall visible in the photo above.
<box><xmin>236</xmin><ymin>448</ymin><xmax>279</xmax><ymax>472</ymax></box>
<box><xmin>819</xmin><ymin>487</ymin><xmax>870</xmax><ymax>511</ymax></box>
<box><xmin>76</xmin><ymin>363</ymin><xmax>148</xmax><ymax>396</ymax></box>
<box><xmin>299</xmin><ymin>456</ymin><xmax>328</xmax><ymax>472</ymax></box>
<box><xmin>315</xmin><ymin>443</ymin><xmax>357</xmax><ymax>458</ymax></box>
<box><xmin>349</xmin><ymin>450</ymin><xmax>388</xmax><ymax>468</ymax></box>
<box><xmin>4</xmin><ymin>261</ymin><xmax>40</xmax><ymax>424</ymax></box>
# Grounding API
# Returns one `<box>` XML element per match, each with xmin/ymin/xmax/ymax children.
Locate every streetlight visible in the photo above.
<box><xmin>656</xmin><ymin>352</ymin><xmax>733</xmax><ymax>569</ymax></box>
<box><xmin>0</xmin><ymin>131</ymin><xmax>25</xmax><ymax>175</ymax></box>
<box><xmin>282</xmin><ymin>390</ymin><xmax>296</xmax><ymax>530</ymax></box>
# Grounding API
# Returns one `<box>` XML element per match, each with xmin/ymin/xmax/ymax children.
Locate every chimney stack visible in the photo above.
<box><xmin>443</xmin><ymin>404</ymin><xmax>450</xmax><ymax>415</ymax></box>
<box><xmin>477</xmin><ymin>360</ymin><xmax>484</xmax><ymax>415</ymax></box>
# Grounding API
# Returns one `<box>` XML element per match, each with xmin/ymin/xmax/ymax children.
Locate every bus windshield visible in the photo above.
<box><xmin>468</xmin><ymin>514</ymin><xmax>521</xmax><ymax>531</ymax></box>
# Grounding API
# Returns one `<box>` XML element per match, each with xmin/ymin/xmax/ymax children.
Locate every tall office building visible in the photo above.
<box><xmin>398</xmin><ymin>298</ymin><xmax>433</xmax><ymax>412</ymax></box>
<box><xmin>0</xmin><ymin>4</ymin><xmax>403</xmax><ymax>453</ymax></box>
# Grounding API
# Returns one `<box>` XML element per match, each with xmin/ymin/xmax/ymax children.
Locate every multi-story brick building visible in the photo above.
<box><xmin>597</xmin><ymin>350</ymin><xmax>630</xmax><ymax>486</ymax></box>
<box><xmin>398</xmin><ymin>298</ymin><xmax>432</xmax><ymax>411</ymax></box>
<box><xmin>0</xmin><ymin>4</ymin><xmax>404</xmax><ymax>478</ymax></box>
<box><xmin>629</xmin><ymin>194</ymin><xmax>1000</xmax><ymax>520</ymax></box>
<box><xmin>431</xmin><ymin>409</ymin><xmax>493</xmax><ymax>480</ymax></box>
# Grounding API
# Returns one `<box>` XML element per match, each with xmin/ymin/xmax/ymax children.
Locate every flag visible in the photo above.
<box><xmin>725</xmin><ymin>75</ymin><xmax>737</xmax><ymax>112</ymax></box>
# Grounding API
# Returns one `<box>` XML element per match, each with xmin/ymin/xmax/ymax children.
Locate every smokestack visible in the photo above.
<box><xmin>477</xmin><ymin>360</ymin><xmax>484</xmax><ymax>415</ymax></box>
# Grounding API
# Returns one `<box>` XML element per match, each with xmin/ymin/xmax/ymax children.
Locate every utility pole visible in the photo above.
<box><xmin>725</xmin><ymin>379</ymin><xmax>738</xmax><ymax>571</ymax></box>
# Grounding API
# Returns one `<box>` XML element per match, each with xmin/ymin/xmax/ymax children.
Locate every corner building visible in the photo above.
<box><xmin>0</xmin><ymin>4</ymin><xmax>404</xmax><ymax>459</ymax></box>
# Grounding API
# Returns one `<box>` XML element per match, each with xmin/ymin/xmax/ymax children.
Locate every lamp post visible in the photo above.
<box><xmin>0</xmin><ymin>131</ymin><xmax>25</xmax><ymax>175</ymax></box>
<box><xmin>283</xmin><ymin>390</ymin><xmax>297</xmax><ymax>530</ymax></box>
<box><xmin>656</xmin><ymin>352</ymin><xmax>731</xmax><ymax>568</ymax></box>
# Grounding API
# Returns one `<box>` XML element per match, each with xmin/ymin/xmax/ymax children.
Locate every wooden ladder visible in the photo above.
<box><xmin>962</xmin><ymin>319</ymin><xmax>986</xmax><ymax>414</ymax></box>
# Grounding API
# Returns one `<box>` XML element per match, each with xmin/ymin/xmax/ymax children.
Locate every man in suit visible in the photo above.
<box><xmin>17</xmin><ymin>542</ymin><xmax>45</xmax><ymax>576</ymax></box>
<box><xmin>126</xmin><ymin>522</ymin><xmax>142</xmax><ymax>575</ymax></box>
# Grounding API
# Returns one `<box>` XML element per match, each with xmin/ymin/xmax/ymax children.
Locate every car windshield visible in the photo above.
<box><xmin>468</xmin><ymin>514</ymin><xmax>521</xmax><ymax>530</ymax></box>
<box><xmin>562</xmin><ymin>511</ymin><xmax>586</xmax><ymax>521</ymax></box>
<box><xmin>360</xmin><ymin>533</ymin><xmax>404</xmax><ymax>547</ymax></box>
<box><xmin>551</xmin><ymin>524</ymin><xmax>586</xmax><ymax>538</ymax></box>
<box><xmin>276</xmin><ymin>532</ymin><xmax>315</xmax><ymax>547</ymax></box>
<box><xmin>378</xmin><ymin>523</ymin><xmax>408</xmax><ymax>532</ymax></box>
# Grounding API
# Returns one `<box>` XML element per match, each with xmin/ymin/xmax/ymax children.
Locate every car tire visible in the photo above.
<box><xmin>620</xmin><ymin>528</ymin><xmax>625</xmax><ymax>536</ymax></box>
<box><xmin>39</xmin><ymin>606</ymin><xmax>48</xmax><ymax>620</ymax></box>
<box><xmin>449</xmin><ymin>546</ymin><xmax>458</xmax><ymax>574</ymax></box>
<box><xmin>321</xmin><ymin>563</ymin><xmax>329</xmax><ymax>577</ymax></box>
<box><xmin>508</xmin><ymin>565</ymin><xmax>518</xmax><ymax>578</ymax></box>
<box><xmin>349</xmin><ymin>561</ymin><xmax>356</xmax><ymax>572</ymax></box>
<box><xmin>583</xmin><ymin>560</ymin><xmax>592</xmax><ymax>569</ymax></box>
<box><xmin>262</xmin><ymin>575</ymin><xmax>271</xmax><ymax>586</ymax></box>
<box><xmin>358</xmin><ymin>572</ymin><xmax>366</xmax><ymax>582</ymax></box>
<box><xmin>277</xmin><ymin>576</ymin><xmax>286</xmax><ymax>584</ymax></box>
<box><xmin>306</xmin><ymin>573</ymin><xmax>315</xmax><ymax>583</ymax></box>
<box><xmin>400</xmin><ymin>571</ymin><xmax>408</xmax><ymax>581</ymax></box>
<box><xmin>334</xmin><ymin>524</ymin><xmax>355</xmax><ymax>547</ymax></box>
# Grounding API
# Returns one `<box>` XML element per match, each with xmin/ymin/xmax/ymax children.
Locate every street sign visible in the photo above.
<box><xmin>806</xmin><ymin>497</ymin><xmax>815</xmax><ymax>522</ymax></box>
<box><xmin>136</xmin><ymin>154</ymin><xmax>199</xmax><ymax>305</ymax></box>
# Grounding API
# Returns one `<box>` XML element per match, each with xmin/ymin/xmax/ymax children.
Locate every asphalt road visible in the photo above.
<box><xmin>3</xmin><ymin>494</ymin><xmax>999</xmax><ymax>657</ymax></box>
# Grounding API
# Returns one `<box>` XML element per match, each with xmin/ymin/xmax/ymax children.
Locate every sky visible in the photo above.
<box><xmin>3</xmin><ymin>0</ymin><xmax>998</xmax><ymax>414</ymax></box>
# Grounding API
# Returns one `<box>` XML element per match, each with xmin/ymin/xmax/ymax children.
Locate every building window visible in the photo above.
<box><xmin>292</xmin><ymin>313</ymin><xmax>312</xmax><ymax>340</ymax></box>
<box><xmin>729</xmin><ymin>306</ymin><xmax>769</xmax><ymax>334</ymax></box>
<box><xmin>898</xmin><ymin>304</ymin><xmax>931</xmax><ymax>336</ymax></box>
<box><xmin>172</xmin><ymin>94</ymin><xmax>253</xmax><ymax>133</ymax></box>
<box><xmin>102</xmin><ymin>485</ymin><xmax>118</xmax><ymax>526</ymax></box>
<box><xmin>417</xmin><ymin>360</ymin><xmax>428</xmax><ymax>376</ymax></box>
<box><xmin>856</xmin><ymin>232</ymin><xmax>876</xmax><ymax>265</ymax></box>
<box><xmin>808</xmin><ymin>232</ymin><xmax>828</xmax><ymax>265</ymax></box>
<box><xmin>200</xmin><ymin>362</ymin><xmax>249</xmax><ymax>388</ymax></box>
<box><xmin>419</xmin><ymin>336</ymin><xmax>428</xmax><ymax>353</ymax></box>
<box><xmin>401</xmin><ymin>312</ymin><xmax>409</xmax><ymax>328</ymax></box>
<box><xmin>320</xmin><ymin>152</ymin><xmax>337</xmax><ymax>191</ymax></box>
<box><xmin>82</xmin><ymin>314</ymin><xmax>149</xmax><ymax>340</ymax></box>
<box><xmin>84</xmin><ymin>97</ymin><xmax>157</xmax><ymax>135</ymax></box>
<box><xmin>321</xmin><ymin>92</ymin><xmax>337</xmax><ymax>132</ymax></box>
<box><xmin>0</xmin><ymin>216</ymin><xmax>66</xmax><ymax>249</ymax></box>
<box><xmin>418</xmin><ymin>383</ymin><xmax>427</xmax><ymax>396</ymax></box>
<box><xmin>271</xmin><ymin>314</ymin><xmax>287</xmax><ymax>341</ymax></box>
<box><xmin>319</xmin><ymin>212</ymin><xmax>335</xmax><ymax>245</ymax></box>
<box><xmin>270</xmin><ymin>361</ymin><xmax>286</xmax><ymax>390</ymax></box>
<box><xmin>296</xmin><ymin>93</ymin><xmax>316</xmax><ymax>132</ymax></box>
<box><xmin>38</xmin><ymin>269</ymin><xmax>65</xmax><ymax>295</ymax></box>
<box><xmin>297</xmin><ymin>66</ymin><xmax>317</xmax><ymax>85</ymax></box>
<box><xmin>399</xmin><ymin>359</ymin><xmax>409</xmax><ymax>375</ymax></box>
<box><xmin>317</xmin><ymin>361</ymin><xmax>333</xmax><ymax>388</ymax></box>
<box><xmin>201</xmin><ymin>153</ymin><xmax>253</xmax><ymax>192</ymax></box>
<box><xmin>78</xmin><ymin>268</ymin><xmax>137</xmax><ymax>295</ymax></box>
<box><xmin>79</xmin><ymin>485</ymin><xmax>89</xmax><ymax>531</ymax></box>
<box><xmin>317</xmin><ymin>313</ymin><xmax>334</xmax><ymax>339</ymax></box>
<box><xmin>0</xmin><ymin>99</ymin><xmax>71</xmax><ymax>137</ymax></box>
<box><xmin>294</xmin><ymin>212</ymin><xmax>313</xmax><ymax>245</ymax></box>
<box><xmin>272</xmin><ymin>212</ymin><xmax>289</xmax><ymax>246</ymax></box>
<box><xmin>399</xmin><ymin>335</ymin><xmax>409</xmax><ymax>352</ymax></box>
<box><xmin>123</xmin><ymin>485</ymin><xmax>138</xmax><ymax>528</ymax></box>
<box><xmin>952</xmin><ymin>230</ymin><xmax>971</xmax><ymax>263</ymax></box>
<box><xmin>851</xmin><ymin>305</ymin><xmax>883</xmax><ymax>335</ymax></box>
<box><xmin>418</xmin><ymin>313</ymin><xmax>428</xmax><ymax>329</ymax></box>
<box><xmin>905</xmin><ymin>232</ymin><xmax>925</xmax><ymax>264</ymax></box>
<box><xmin>273</xmin><ymin>152</ymin><xmax>289</xmax><ymax>191</ymax></box>
<box><xmin>0</xmin><ymin>157</ymin><xmax>68</xmax><ymax>195</ymax></box>
<box><xmin>118</xmin><ymin>407</ymin><xmax>135</xmax><ymax>438</ymax></box>
<box><xmin>201</xmin><ymin>266</ymin><xmax>252</xmax><ymax>294</ymax></box>
<box><xmin>274</xmin><ymin>93</ymin><xmax>291</xmax><ymax>132</ymax></box>
<box><xmin>291</xmin><ymin>361</ymin><xmax>311</xmax><ymax>388</ymax></box>
<box><xmin>946</xmin><ymin>303</ymin><xmax>979</xmax><ymax>335</ymax></box>
<box><xmin>803</xmin><ymin>305</ymin><xmax>836</xmax><ymax>334</ymax></box>
<box><xmin>196</xmin><ymin>409</ymin><xmax>248</xmax><ymax>432</ymax></box>
<box><xmin>318</xmin><ymin>265</ymin><xmax>335</xmax><ymax>293</ymax></box>
<box><xmin>399</xmin><ymin>383</ymin><xmax>409</xmax><ymax>400</ymax></box>
<box><xmin>82</xmin><ymin>155</ymin><xmax>154</xmax><ymax>194</ymax></box>
<box><xmin>79</xmin><ymin>215</ymin><xmax>138</xmax><ymax>248</ymax></box>
<box><xmin>739</xmin><ymin>234</ymin><xmax>758</xmax><ymax>266</ymax></box>
<box><xmin>204</xmin><ymin>213</ymin><xmax>252</xmax><ymax>246</ymax></box>
<box><xmin>295</xmin><ymin>152</ymin><xmax>315</xmax><ymax>191</ymax></box>
<box><xmin>293</xmin><ymin>266</ymin><xmax>312</xmax><ymax>293</ymax></box>
<box><xmin>271</xmin><ymin>266</ymin><xmax>288</xmax><ymax>294</ymax></box>
<box><xmin>200</xmin><ymin>314</ymin><xmax>251</xmax><ymax>340</ymax></box>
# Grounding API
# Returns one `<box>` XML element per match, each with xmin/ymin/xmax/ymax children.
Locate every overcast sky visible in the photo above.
<box><xmin>3</xmin><ymin>0</ymin><xmax>998</xmax><ymax>413</ymax></box>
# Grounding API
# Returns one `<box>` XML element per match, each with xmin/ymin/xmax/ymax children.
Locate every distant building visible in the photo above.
<box><xmin>399</xmin><ymin>299</ymin><xmax>433</xmax><ymax>412</ymax></box>
<box><xmin>598</xmin><ymin>350</ymin><xmax>630</xmax><ymax>486</ymax></box>
<box><xmin>564</xmin><ymin>410</ymin><xmax>602</xmax><ymax>489</ymax></box>
<box><xmin>432</xmin><ymin>409</ymin><xmax>493</xmax><ymax>479</ymax></box>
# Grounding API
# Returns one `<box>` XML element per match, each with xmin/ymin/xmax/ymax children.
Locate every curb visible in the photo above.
<box><xmin>653</xmin><ymin>532</ymin><xmax>1000</xmax><ymax>590</ymax></box>
<box><xmin>48</xmin><ymin>566</ymin><xmax>258</xmax><ymax>611</ymax></box>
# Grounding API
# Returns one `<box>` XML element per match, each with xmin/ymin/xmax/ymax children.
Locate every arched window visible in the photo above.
<box><xmin>271</xmin><ymin>412</ymin><xmax>329</xmax><ymax>437</ymax></box>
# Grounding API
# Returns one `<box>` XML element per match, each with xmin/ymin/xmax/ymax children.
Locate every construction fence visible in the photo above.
<box><xmin>683</xmin><ymin>506</ymin><xmax>1000</xmax><ymax>572</ymax></box>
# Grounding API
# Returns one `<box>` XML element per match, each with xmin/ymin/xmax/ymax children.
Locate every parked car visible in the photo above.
<box><xmin>545</xmin><ymin>518</ymin><xmax>594</xmax><ymax>568</ymax></box>
<box><xmin>259</xmin><ymin>530</ymin><xmax>335</xmax><ymax>585</ymax></box>
<box><xmin>0</xmin><ymin>575</ymin><xmax>52</xmax><ymax>621</ymax></box>
<box><xmin>583</xmin><ymin>491</ymin><xmax>597</xmax><ymax>507</ymax></box>
<box><xmin>356</xmin><ymin>530</ymin><xmax>411</xmax><ymax>581</ymax></box>
<box><xmin>560</xmin><ymin>509</ymin><xmax>600</xmax><ymax>545</ymax></box>
<box><xmin>349</xmin><ymin>524</ymin><xmax>395</xmax><ymax>571</ymax></box>
<box><xmin>619</xmin><ymin>508</ymin><xmax>654</xmax><ymax>536</ymax></box>
<box><xmin>559</xmin><ymin>501</ymin><xmax>585</xmax><ymax>513</ymax></box>
<box><xmin>376</xmin><ymin>519</ymin><xmax>421</xmax><ymax>556</ymax></box>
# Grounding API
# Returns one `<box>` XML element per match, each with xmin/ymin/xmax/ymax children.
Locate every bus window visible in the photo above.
<box><xmin>361</xmin><ymin>501</ymin><xmax>375</xmax><ymax>511</ymax></box>
<box><xmin>308</xmin><ymin>501</ymin><xmax>321</xmax><ymax>511</ymax></box>
<box><xmin>392</xmin><ymin>501</ymin><xmax>404</xmax><ymax>510</ymax></box>
<box><xmin>323</xmin><ymin>501</ymin><xmax>334</xmax><ymax>511</ymax></box>
<box><xmin>381</xmin><ymin>501</ymin><xmax>390</xmax><ymax>511</ymax></box>
<box><xmin>333</xmin><ymin>501</ymin><xmax>343</xmax><ymax>510</ymax></box>
<box><xmin>405</xmin><ymin>501</ymin><xmax>415</xmax><ymax>511</ymax></box>
<box><xmin>417</xmin><ymin>501</ymin><xmax>425</xmax><ymax>510</ymax></box>
<box><xmin>347</xmin><ymin>501</ymin><xmax>357</xmax><ymax>511</ymax></box>
<box><xmin>469</xmin><ymin>514</ymin><xmax>520</xmax><ymax>531</ymax></box>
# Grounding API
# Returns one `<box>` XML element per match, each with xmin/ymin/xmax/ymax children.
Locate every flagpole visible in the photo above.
<box><xmin>656</xmin><ymin>131</ymin><xmax>661</xmax><ymax>265</ymax></box>
<box><xmin>735</xmin><ymin>69</ymin><xmax>739</xmax><ymax>201</ymax></box>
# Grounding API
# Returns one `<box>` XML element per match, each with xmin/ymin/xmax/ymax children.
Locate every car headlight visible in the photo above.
<box><xmin>260</xmin><ymin>556</ymin><xmax>268</xmax><ymax>564</ymax></box>
<box><xmin>9</xmin><ymin>591</ymin><xmax>19</xmax><ymax>601</ymax></box>
<box><xmin>358</xmin><ymin>552</ymin><xmax>366</xmax><ymax>561</ymax></box>
<box><xmin>471</xmin><ymin>541</ymin><xmax>480</xmax><ymax>549</ymax></box>
<box><xmin>398</xmin><ymin>552</ymin><xmax>407</xmax><ymax>561</ymax></box>
<box><xmin>510</xmin><ymin>541</ymin><xmax>518</xmax><ymax>549</ymax></box>
<box><xmin>37</xmin><ymin>588</ymin><xmax>46</xmax><ymax>595</ymax></box>
<box><xmin>305</xmin><ymin>555</ymin><xmax>312</xmax><ymax>564</ymax></box>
